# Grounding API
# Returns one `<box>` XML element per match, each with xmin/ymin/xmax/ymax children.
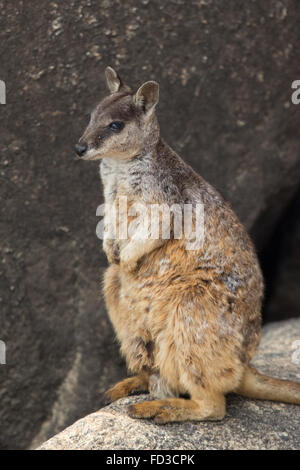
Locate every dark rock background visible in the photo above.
<box><xmin>0</xmin><ymin>0</ymin><xmax>299</xmax><ymax>449</ymax></box>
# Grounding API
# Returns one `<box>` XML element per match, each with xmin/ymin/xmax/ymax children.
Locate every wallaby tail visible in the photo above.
<box><xmin>236</xmin><ymin>366</ymin><xmax>300</xmax><ymax>405</ymax></box>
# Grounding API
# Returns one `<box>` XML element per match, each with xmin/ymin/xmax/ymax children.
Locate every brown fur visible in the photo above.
<box><xmin>76</xmin><ymin>67</ymin><xmax>300</xmax><ymax>423</ymax></box>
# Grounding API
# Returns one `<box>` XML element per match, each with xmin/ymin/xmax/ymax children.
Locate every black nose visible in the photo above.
<box><xmin>75</xmin><ymin>142</ymin><xmax>88</xmax><ymax>157</ymax></box>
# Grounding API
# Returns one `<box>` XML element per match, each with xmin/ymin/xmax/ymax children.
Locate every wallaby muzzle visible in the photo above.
<box><xmin>74</xmin><ymin>141</ymin><xmax>88</xmax><ymax>157</ymax></box>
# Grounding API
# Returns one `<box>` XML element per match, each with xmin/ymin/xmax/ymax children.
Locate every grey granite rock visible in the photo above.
<box><xmin>38</xmin><ymin>319</ymin><xmax>300</xmax><ymax>450</ymax></box>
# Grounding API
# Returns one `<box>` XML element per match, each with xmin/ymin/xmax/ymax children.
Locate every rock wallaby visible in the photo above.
<box><xmin>75</xmin><ymin>67</ymin><xmax>300</xmax><ymax>423</ymax></box>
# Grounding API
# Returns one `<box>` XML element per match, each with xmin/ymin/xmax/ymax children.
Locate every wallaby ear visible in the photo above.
<box><xmin>105</xmin><ymin>66</ymin><xmax>125</xmax><ymax>94</ymax></box>
<box><xmin>135</xmin><ymin>81</ymin><xmax>159</xmax><ymax>113</ymax></box>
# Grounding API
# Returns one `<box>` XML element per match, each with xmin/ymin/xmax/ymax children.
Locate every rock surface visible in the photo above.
<box><xmin>0</xmin><ymin>0</ymin><xmax>300</xmax><ymax>449</ymax></box>
<box><xmin>38</xmin><ymin>319</ymin><xmax>300</xmax><ymax>450</ymax></box>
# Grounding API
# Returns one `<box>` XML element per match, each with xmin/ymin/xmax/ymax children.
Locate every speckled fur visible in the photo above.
<box><xmin>78</xmin><ymin>67</ymin><xmax>300</xmax><ymax>423</ymax></box>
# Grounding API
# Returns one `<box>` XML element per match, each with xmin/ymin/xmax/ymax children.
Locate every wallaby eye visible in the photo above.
<box><xmin>109</xmin><ymin>121</ymin><xmax>124</xmax><ymax>132</ymax></box>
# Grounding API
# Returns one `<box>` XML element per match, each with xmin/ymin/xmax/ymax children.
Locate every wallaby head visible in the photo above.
<box><xmin>75</xmin><ymin>67</ymin><xmax>160</xmax><ymax>161</ymax></box>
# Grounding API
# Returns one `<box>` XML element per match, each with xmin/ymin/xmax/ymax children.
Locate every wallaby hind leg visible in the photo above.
<box><xmin>104</xmin><ymin>372</ymin><xmax>150</xmax><ymax>404</ymax></box>
<box><xmin>128</xmin><ymin>392</ymin><xmax>226</xmax><ymax>424</ymax></box>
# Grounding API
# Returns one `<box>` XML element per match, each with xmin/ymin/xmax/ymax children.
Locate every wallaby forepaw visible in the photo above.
<box><xmin>106</xmin><ymin>254</ymin><xmax>120</xmax><ymax>265</ymax></box>
<box><xmin>120</xmin><ymin>259</ymin><xmax>138</xmax><ymax>273</ymax></box>
<box><xmin>103</xmin><ymin>239</ymin><xmax>120</xmax><ymax>265</ymax></box>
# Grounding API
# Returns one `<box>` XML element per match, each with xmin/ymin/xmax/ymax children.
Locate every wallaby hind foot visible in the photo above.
<box><xmin>104</xmin><ymin>373</ymin><xmax>149</xmax><ymax>404</ymax></box>
<box><xmin>128</xmin><ymin>393</ymin><xmax>226</xmax><ymax>424</ymax></box>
